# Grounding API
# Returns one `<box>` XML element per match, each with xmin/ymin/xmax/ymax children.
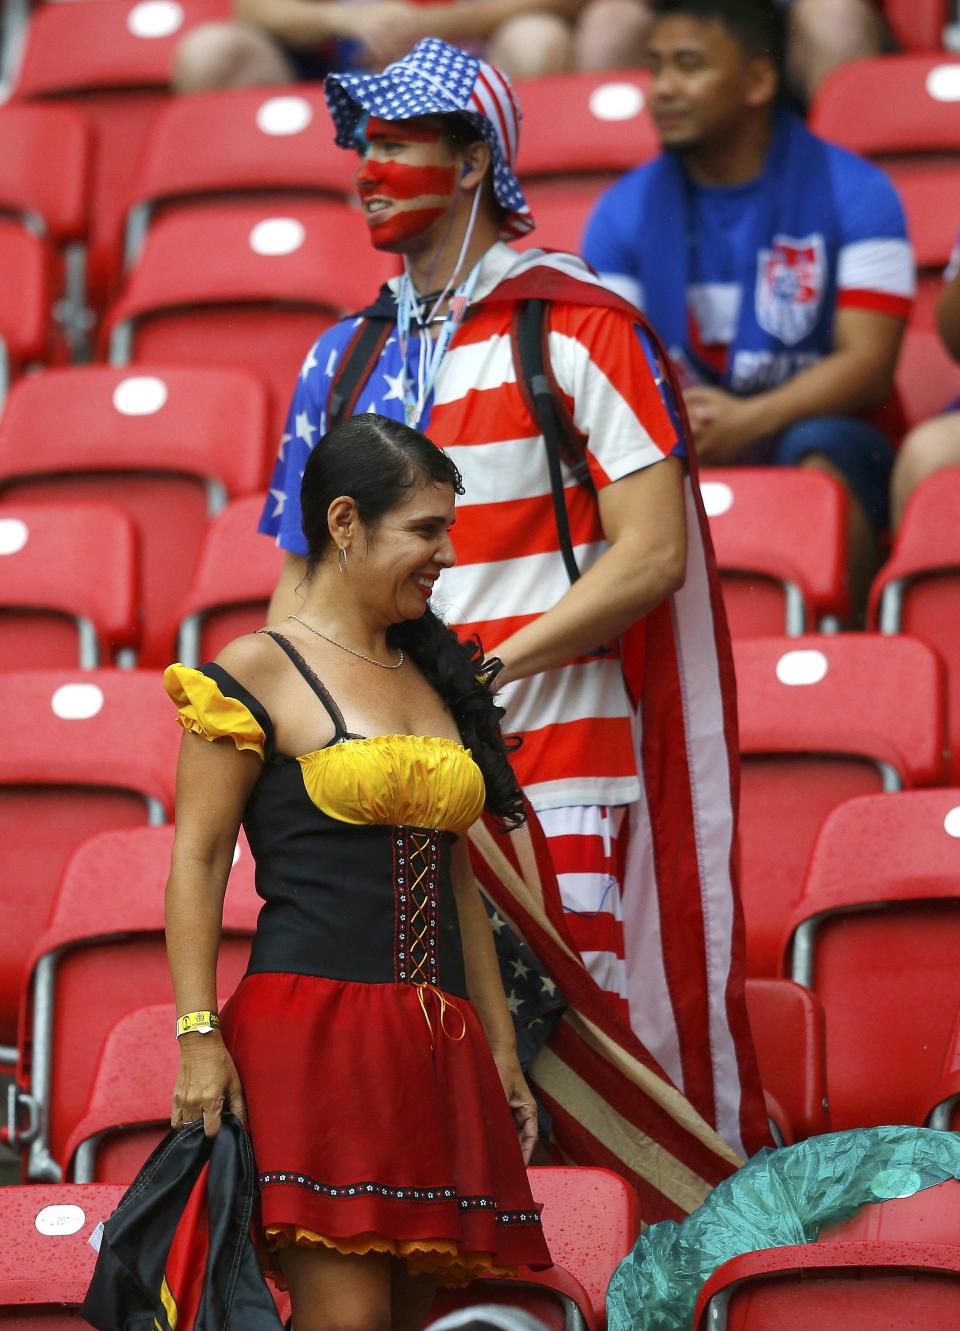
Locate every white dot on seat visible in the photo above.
<box><xmin>249</xmin><ymin>217</ymin><xmax>305</xmax><ymax>255</ymax></box>
<box><xmin>232</xmin><ymin>842</ymin><xmax>242</xmax><ymax>866</ymax></box>
<box><xmin>775</xmin><ymin>650</ymin><xmax>829</xmax><ymax>686</ymax></box>
<box><xmin>51</xmin><ymin>683</ymin><xmax>104</xmax><ymax>720</ymax></box>
<box><xmin>35</xmin><ymin>1205</ymin><xmax>85</xmax><ymax>1236</ymax></box>
<box><xmin>589</xmin><ymin>82</ymin><xmax>645</xmax><ymax>121</ymax></box>
<box><xmin>113</xmin><ymin>376</ymin><xmax>168</xmax><ymax>416</ymax></box>
<box><xmin>926</xmin><ymin>64</ymin><xmax>960</xmax><ymax>102</ymax></box>
<box><xmin>0</xmin><ymin>518</ymin><xmax>29</xmax><ymax>555</ymax></box>
<box><xmin>126</xmin><ymin>0</ymin><xmax>184</xmax><ymax>38</ymax></box>
<box><xmin>700</xmin><ymin>481</ymin><xmax>734</xmax><ymax>517</ymax></box>
<box><xmin>256</xmin><ymin>96</ymin><xmax>313</xmax><ymax>136</ymax></box>
<box><xmin>944</xmin><ymin>807</ymin><xmax>960</xmax><ymax>838</ymax></box>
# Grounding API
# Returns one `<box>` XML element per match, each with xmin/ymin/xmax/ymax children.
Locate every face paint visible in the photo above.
<box><xmin>354</xmin><ymin>118</ymin><xmax>458</xmax><ymax>250</ymax></box>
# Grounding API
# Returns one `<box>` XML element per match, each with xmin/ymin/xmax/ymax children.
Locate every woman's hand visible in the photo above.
<box><xmin>172</xmin><ymin>1033</ymin><xmax>246</xmax><ymax>1138</ymax></box>
<box><xmin>493</xmin><ymin>1049</ymin><xmax>539</xmax><ymax>1166</ymax></box>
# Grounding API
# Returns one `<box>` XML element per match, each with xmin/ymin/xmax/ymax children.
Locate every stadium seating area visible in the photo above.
<box><xmin>2</xmin><ymin>0</ymin><xmax>960</xmax><ymax>1322</ymax></box>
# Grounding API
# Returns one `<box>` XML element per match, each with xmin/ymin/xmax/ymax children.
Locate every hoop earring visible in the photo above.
<box><xmin>338</xmin><ymin>547</ymin><xmax>348</xmax><ymax>575</ymax></box>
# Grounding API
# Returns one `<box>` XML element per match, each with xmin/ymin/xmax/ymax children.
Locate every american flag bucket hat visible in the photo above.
<box><xmin>324</xmin><ymin>38</ymin><xmax>535</xmax><ymax>240</ymax></box>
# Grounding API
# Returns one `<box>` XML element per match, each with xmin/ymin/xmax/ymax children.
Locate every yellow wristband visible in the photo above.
<box><xmin>176</xmin><ymin>1010</ymin><xmax>220</xmax><ymax>1039</ymax></box>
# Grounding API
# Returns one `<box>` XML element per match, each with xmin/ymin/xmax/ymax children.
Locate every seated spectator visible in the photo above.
<box><xmin>891</xmin><ymin>240</ymin><xmax>960</xmax><ymax>530</ymax></box>
<box><xmin>174</xmin><ymin>0</ymin><xmax>591</xmax><ymax>89</ymax></box>
<box><xmin>583</xmin><ymin>0</ymin><xmax>913</xmax><ymax>615</ymax></box>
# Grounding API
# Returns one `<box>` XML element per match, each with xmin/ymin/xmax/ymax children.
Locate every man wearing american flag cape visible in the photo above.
<box><xmin>261</xmin><ymin>37</ymin><xmax>770</xmax><ymax>1218</ymax></box>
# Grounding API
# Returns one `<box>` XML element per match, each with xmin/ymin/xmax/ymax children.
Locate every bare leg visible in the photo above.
<box><xmin>573</xmin><ymin>0</ymin><xmax>652</xmax><ymax>71</ymax></box>
<box><xmin>486</xmin><ymin>13</ymin><xmax>574</xmax><ymax>79</ymax></box>
<box><xmin>800</xmin><ymin>452</ymin><xmax>876</xmax><ymax>626</ymax></box>
<box><xmin>390</xmin><ymin>1263</ymin><xmax>440</xmax><ymax>1331</ymax></box>
<box><xmin>788</xmin><ymin>0</ymin><xmax>885</xmax><ymax>104</ymax></box>
<box><xmin>173</xmin><ymin>22</ymin><xmax>297</xmax><ymax>94</ymax></box>
<box><xmin>277</xmin><ymin>1243</ymin><xmax>392</xmax><ymax>1331</ymax></box>
<box><xmin>890</xmin><ymin>413</ymin><xmax>960</xmax><ymax>530</ymax></box>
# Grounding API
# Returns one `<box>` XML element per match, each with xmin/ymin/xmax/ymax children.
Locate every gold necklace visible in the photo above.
<box><xmin>287</xmin><ymin>615</ymin><xmax>404</xmax><ymax>670</ymax></box>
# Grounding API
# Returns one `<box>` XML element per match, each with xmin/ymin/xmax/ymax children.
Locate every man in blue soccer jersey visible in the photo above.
<box><xmin>582</xmin><ymin>0</ymin><xmax>914</xmax><ymax>609</ymax></box>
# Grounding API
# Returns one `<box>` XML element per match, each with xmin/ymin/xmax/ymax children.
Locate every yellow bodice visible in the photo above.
<box><xmin>163</xmin><ymin>664</ymin><xmax>486</xmax><ymax>836</ymax></box>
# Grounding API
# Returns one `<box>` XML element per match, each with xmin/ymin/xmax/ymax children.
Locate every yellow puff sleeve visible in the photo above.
<box><xmin>163</xmin><ymin>664</ymin><xmax>265</xmax><ymax>759</ymax></box>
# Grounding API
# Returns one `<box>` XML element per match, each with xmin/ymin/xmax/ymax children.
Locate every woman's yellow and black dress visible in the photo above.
<box><xmin>164</xmin><ymin>630</ymin><xmax>550</xmax><ymax>1285</ymax></box>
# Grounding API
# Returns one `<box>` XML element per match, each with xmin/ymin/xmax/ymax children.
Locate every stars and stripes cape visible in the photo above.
<box><xmin>449</xmin><ymin>250</ymin><xmax>770</xmax><ymax>1219</ymax></box>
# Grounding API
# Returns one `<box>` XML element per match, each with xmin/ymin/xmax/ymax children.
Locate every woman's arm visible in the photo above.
<box><xmin>451</xmin><ymin>839</ymin><xmax>538</xmax><ymax>1164</ymax></box>
<box><xmin>166</xmin><ymin>732</ymin><xmax>262</xmax><ymax>1137</ymax></box>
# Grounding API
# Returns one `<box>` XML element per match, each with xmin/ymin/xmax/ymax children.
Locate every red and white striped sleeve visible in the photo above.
<box><xmin>547</xmin><ymin>303</ymin><xmax>681</xmax><ymax>490</ymax></box>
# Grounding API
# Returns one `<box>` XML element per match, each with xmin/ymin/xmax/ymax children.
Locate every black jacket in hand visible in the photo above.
<box><xmin>81</xmin><ymin>1114</ymin><xmax>283</xmax><ymax>1331</ymax></box>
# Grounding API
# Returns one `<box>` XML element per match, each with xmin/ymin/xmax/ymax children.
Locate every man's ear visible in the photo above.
<box><xmin>458</xmin><ymin>140</ymin><xmax>492</xmax><ymax>192</ymax></box>
<box><xmin>744</xmin><ymin>55</ymin><xmax>780</xmax><ymax>111</ymax></box>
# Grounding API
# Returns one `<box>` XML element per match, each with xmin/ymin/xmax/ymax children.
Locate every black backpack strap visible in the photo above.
<box><xmin>327</xmin><ymin>316</ymin><xmax>393</xmax><ymax>427</ymax></box>
<box><xmin>512</xmin><ymin>298</ymin><xmax>592</xmax><ymax>586</ymax></box>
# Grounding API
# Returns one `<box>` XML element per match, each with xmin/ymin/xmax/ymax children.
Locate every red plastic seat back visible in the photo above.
<box><xmin>20</xmin><ymin>825</ymin><xmax>259</xmax><ymax>1174</ymax></box>
<box><xmin>734</xmin><ymin>636</ymin><xmax>945</xmax><ymax>976</ymax></box>
<box><xmin>515</xmin><ymin>181</ymin><xmax>603</xmax><ymax>256</ymax></box>
<box><xmin>0</xmin><ymin>104</ymin><xmax>91</xmax><ymax>244</ymax></box>
<box><xmin>12</xmin><ymin>0</ymin><xmax>232</xmax><ymax>303</ymax></box>
<box><xmin>527</xmin><ymin>1165</ymin><xmax>640</xmax><ymax>1325</ymax></box>
<box><xmin>515</xmin><ymin>72</ymin><xmax>656</xmax><ymax>179</ymax></box>
<box><xmin>175</xmin><ymin>493</ymin><xmax>282</xmax><ymax>663</ymax></box>
<box><xmin>0</xmin><ymin>670</ymin><xmax>179</xmax><ymax>1047</ymax></box>
<box><xmin>0</xmin><ymin>220</ymin><xmax>51</xmax><ymax>370</ymax></box>
<box><xmin>787</xmin><ymin>790</ymin><xmax>960</xmax><ymax>1129</ymax></box>
<box><xmin>883</xmin><ymin>0</ymin><xmax>949</xmax><ymax>52</ymax></box>
<box><xmin>896</xmin><ymin>323</ymin><xmax>960</xmax><ymax>429</ymax></box>
<box><xmin>871</xmin><ymin>471</ymin><xmax>960</xmax><ymax>781</ymax></box>
<box><xmin>0</xmin><ymin>366</ymin><xmax>269</xmax><ymax>664</ymax></box>
<box><xmin>744</xmin><ymin>979</ymin><xmax>830</xmax><ymax>1141</ymax></box>
<box><xmin>0</xmin><ymin>503</ymin><xmax>138</xmax><ymax>666</ymax></box>
<box><xmin>107</xmin><ymin>200</ymin><xmax>397</xmax><ymax>437</ymax></box>
<box><xmin>810</xmin><ymin>56</ymin><xmax>960</xmax><ymax>157</ymax></box>
<box><xmin>701</xmin><ymin>468</ymin><xmax>848</xmax><ymax>635</ymax></box>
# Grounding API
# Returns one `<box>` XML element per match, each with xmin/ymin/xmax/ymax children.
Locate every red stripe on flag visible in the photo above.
<box><xmin>510</xmin><ymin>716</ymin><xmax>637</xmax><ymax>790</ymax></box>
<box><xmin>453</xmin><ymin>487</ymin><xmax>604</xmax><ymax>564</ymax></box>
<box><xmin>161</xmin><ymin>1161</ymin><xmax>210</xmax><ymax>1331</ymax></box>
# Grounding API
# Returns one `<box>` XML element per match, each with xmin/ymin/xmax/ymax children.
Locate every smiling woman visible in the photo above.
<box><xmin>159</xmin><ymin>413</ymin><xmax>549</xmax><ymax>1331</ymax></box>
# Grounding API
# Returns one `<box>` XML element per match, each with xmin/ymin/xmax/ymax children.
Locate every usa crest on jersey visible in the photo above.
<box><xmin>755</xmin><ymin>233</ymin><xmax>826</xmax><ymax>346</ymax></box>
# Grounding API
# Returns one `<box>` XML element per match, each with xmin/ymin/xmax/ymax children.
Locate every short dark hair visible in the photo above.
<box><xmin>651</xmin><ymin>0</ymin><xmax>787</xmax><ymax>76</ymax></box>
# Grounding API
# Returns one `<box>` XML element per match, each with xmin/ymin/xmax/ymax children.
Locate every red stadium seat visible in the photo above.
<box><xmin>885</xmin><ymin>159</ymin><xmax>960</xmax><ymax>273</ymax></box>
<box><xmin>124</xmin><ymin>85</ymin><xmax>356</xmax><ymax>265</ymax></box>
<box><xmin>64</xmin><ymin>1002</ymin><xmax>219</xmax><ymax>1183</ymax></box>
<box><xmin>175</xmin><ymin>493</ymin><xmax>283</xmax><ymax>666</ymax></box>
<box><xmin>10</xmin><ymin>0</ymin><xmax>231</xmax><ymax>304</ymax></box>
<box><xmin>734</xmin><ymin>635</ymin><xmax>945</xmax><ymax>977</ymax></box>
<box><xmin>0</xmin><ymin>503</ymin><xmax>138</xmax><ymax>667</ymax></box>
<box><xmin>872</xmin><ymin>469</ymin><xmax>960</xmax><ymax>780</ymax></box>
<box><xmin>11</xmin><ymin>825</ymin><xmax>259</xmax><ymax>1183</ymax></box>
<box><xmin>515</xmin><ymin>181</ymin><xmax>603</xmax><ymax>256</ymax></box>
<box><xmin>0</xmin><ymin>669</ymin><xmax>179</xmax><ymax>1063</ymax></box>
<box><xmin>0</xmin><ymin>219</ymin><xmax>51</xmax><ymax>395</ymax></box>
<box><xmin>0</xmin><ymin>103</ymin><xmax>93</xmax><ymax>357</ymax></box>
<box><xmin>514</xmin><ymin>72</ymin><xmax>657</xmax><ymax>180</ymax></box>
<box><xmin>700</xmin><ymin>468</ymin><xmax>849</xmax><ymax>635</ymax></box>
<box><xmin>882</xmin><ymin>0</ymin><xmax>949</xmax><ymax>53</ymax></box>
<box><xmin>785</xmin><ymin>789</ymin><xmax>960</xmax><ymax>1130</ymax></box>
<box><xmin>824</xmin><ymin>1179</ymin><xmax>960</xmax><ymax>1244</ymax></box>
<box><xmin>105</xmin><ymin>200</ymin><xmax>397</xmax><ymax>438</ymax></box>
<box><xmin>0</xmin><ymin>1184</ymin><xmax>125</xmax><ymax>1317</ymax></box>
<box><xmin>430</xmin><ymin>1165</ymin><xmax>638</xmax><ymax>1330</ymax></box>
<box><xmin>694</xmin><ymin>1241</ymin><xmax>960</xmax><ymax>1330</ymax></box>
<box><xmin>744</xmin><ymin>979</ymin><xmax>830</xmax><ymax>1144</ymax></box>
<box><xmin>810</xmin><ymin>56</ymin><xmax>960</xmax><ymax>157</ymax></box>
<box><xmin>0</xmin><ymin>103</ymin><xmax>90</xmax><ymax>247</ymax></box>
<box><xmin>895</xmin><ymin>321</ymin><xmax>960</xmax><ymax>427</ymax></box>
<box><xmin>0</xmin><ymin>365</ymin><xmax>269</xmax><ymax>664</ymax></box>
<box><xmin>923</xmin><ymin>1001</ymin><xmax>960</xmax><ymax>1129</ymax></box>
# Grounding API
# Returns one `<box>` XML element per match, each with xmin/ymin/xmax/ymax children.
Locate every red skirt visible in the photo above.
<box><xmin>220</xmin><ymin>972</ymin><xmax>552</xmax><ymax>1285</ymax></box>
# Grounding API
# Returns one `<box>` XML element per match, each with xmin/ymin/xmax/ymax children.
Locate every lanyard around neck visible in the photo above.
<box><xmin>396</xmin><ymin>259</ymin><xmax>483</xmax><ymax>428</ymax></box>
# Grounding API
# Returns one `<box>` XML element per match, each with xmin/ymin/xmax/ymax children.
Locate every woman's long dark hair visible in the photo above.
<box><xmin>300</xmin><ymin>413</ymin><xmax>525</xmax><ymax>831</ymax></box>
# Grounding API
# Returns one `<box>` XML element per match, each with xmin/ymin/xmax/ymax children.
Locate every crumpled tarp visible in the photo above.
<box><xmin>607</xmin><ymin>1125</ymin><xmax>960</xmax><ymax>1331</ymax></box>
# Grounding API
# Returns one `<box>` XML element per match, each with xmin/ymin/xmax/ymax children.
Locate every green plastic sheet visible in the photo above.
<box><xmin>606</xmin><ymin>1126</ymin><xmax>960</xmax><ymax>1331</ymax></box>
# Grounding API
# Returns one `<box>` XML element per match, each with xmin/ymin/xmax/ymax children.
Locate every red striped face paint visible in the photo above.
<box><xmin>354</xmin><ymin>117</ymin><xmax>458</xmax><ymax>250</ymax></box>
